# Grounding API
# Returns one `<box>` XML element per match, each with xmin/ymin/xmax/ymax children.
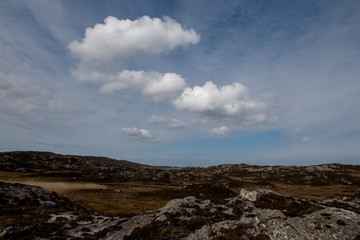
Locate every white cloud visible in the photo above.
<box><xmin>68</xmin><ymin>15</ymin><xmax>200</xmax><ymax>62</ymax></box>
<box><xmin>148</xmin><ymin>115</ymin><xmax>187</xmax><ymax>128</ymax></box>
<box><xmin>208</xmin><ymin>126</ymin><xmax>229</xmax><ymax>135</ymax></box>
<box><xmin>122</xmin><ymin>127</ymin><xmax>158</xmax><ymax>142</ymax></box>
<box><xmin>167</xmin><ymin>119</ymin><xmax>187</xmax><ymax>128</ymax></box>
<box><xmin>173</xmin><ymin>81</ymin><xmax>274</xmax><ymax>124</ymax></box>
<box><xmin>68</xmin><ymin>15</ymin><xmax>198</xmax><ymax>102</ymax></box>
<box><xmin>142</xmin><ymin>73</ymin><xmax>187</xmax><ymax>101</ymax></box>
<box><xmin>73</xmin><ymin>69</ymin><xmax>186</xmax><ymax>101</ymax></box>
<box><xmin>301</xmin><ymin>137</ymin><xmax>311</xmax><ymax>143</ymax></box>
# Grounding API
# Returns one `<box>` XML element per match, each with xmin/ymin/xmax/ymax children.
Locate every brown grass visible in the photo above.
<box><xmin>63</xmin><ymin>188</ymin><xmax>168</xmax><ymax>216</ymax></box>
<box><xmin>2</xmin><ymin>170</ymin><xmax>358</xmax><ymax>218</ymax></box>
<box><xmin>2</xmin><ymin>180</ymin><xmax>106</xmax><ymax>193</ymax></box>
<box><xmin>267</xmin><ymin>183</ymin><xmax>358</xmax><ymax>200</ymax></box>
<box><xmin>62</xmin><ymin>182</ymin><xmax>174</xmax><ymax>216</ymax></box>
<box><xmin>0</xmin><ymin>173</ymin><xmax>172</xmax><ymax>216</ymax></box>
<box><xmin>226</xmin><ymin>173</ymin><xmax>359</xmax><ymax>201</ymax></box>
<box><xmin>0</xmin><ymin>171</ymin><xmax>38</xmax><ymax>180</ymax></box>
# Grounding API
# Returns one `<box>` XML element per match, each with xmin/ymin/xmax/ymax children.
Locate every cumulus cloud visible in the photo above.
<box><xmin>68</xmin><ymin>15</ymin><xmax>197</xmax><ymax>102</ymax></box>
<box><xmin>142</xmin><ymin>73</ymin><xmax>187</xmax><ymax>101</ymax></box>
<box><xmin>208</xmin><ymin>126</ymin><xmax>229</xmax><ymax>135</ymax></box>
<box><xmin>73</xmin><ymin>69</ymin><xmax>186</xmax><ymax>101</ymax></box>
<box><xmin>122</xmin><ymin>127</ymin><xmax>158</xmax><ymax>142</ymax></box>
<box><xmin>148</xmin><ymin>115</ymin><xmax>187</xmax><ymax>128</ymax></box>
<box><xmin>68</xmin><ymin>15</ymin><xmax>200</xmax><ymax>62</ymax></box>
<box><xmin>301</xmin><ymin>137</ymin><xmax>311</xmax><ymax>143</ymax></box>
<box><xmin>173</xmin><ymin>81</ymin><xmax>274</xmax><ymax>124</ymax></box>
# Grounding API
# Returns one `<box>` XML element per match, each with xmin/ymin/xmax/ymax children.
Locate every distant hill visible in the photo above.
<box><xmin>0</xmin><ymin>151</ymin><xmax>151</xmax><ymax>172</ymax></box>
<box><xmin>1</xmin><ymin>151</ymin><xmax>360</xmax><ymax>186</ymax></box>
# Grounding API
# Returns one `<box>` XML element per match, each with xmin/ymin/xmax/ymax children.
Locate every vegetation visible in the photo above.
<box><xmin>1</xmin><ymin>151</ymin><xmax>360</xmax><ymax>238</ymax></box>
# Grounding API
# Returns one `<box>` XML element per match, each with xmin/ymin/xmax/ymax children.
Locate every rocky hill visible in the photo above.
<box><xmin>1</xmin><ymin>151</ymin><xmax>360</xmax><ymax>239</ymax></box>
<box><xmin>1</xmin><ymin>151</ymin><xmax>359</xmax><ymax>186</ymax></box>
<box><xmin>1</xmin><ymin>182</ymin><xmax>359</xmax><ymax>239</ymax></box>
<box><xmin>108</xmin><ymin>189</ymin><xmax>360</xmax><ymax>240</ymax></box>
<box><xmin>0</xmin><ymin>151</ymin><xmax>150</xmax><ymax>171</ymax></box>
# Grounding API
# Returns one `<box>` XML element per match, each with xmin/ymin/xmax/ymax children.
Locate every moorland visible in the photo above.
<box><xmin>1</xmin><ymin>151</ymin><xmax>359</xmax><ymax>239</ymax></box>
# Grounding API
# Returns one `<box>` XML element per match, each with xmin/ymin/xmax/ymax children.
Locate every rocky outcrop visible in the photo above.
<box><xmin>206</xmin><ymin>163</ymin><xmax>360</xmax><ymax>186</ymax></box>
<box><xmin>0</xmin><ymin>181</ymin><xmax>68</xmax><ymax>208</ymax></box>
<box><xmin>103</xmin><ymin>189</ymin><xmax>360</xmax><ymax>240</ymax></box>
<box><xmin>1</xmin><ymin>180</ymin><xmax>360</xmax><ymax>239</ymax></box>
<box><xmin>0</xmin><ymin>181</ymin><xmax>123</xmax><ymax>239</ymax></box>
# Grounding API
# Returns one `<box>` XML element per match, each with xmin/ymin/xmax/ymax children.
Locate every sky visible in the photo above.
<box><xmin>1</xmin><ymin>0</ymin><xmax>360</xmax><ymax>167</ymax></box>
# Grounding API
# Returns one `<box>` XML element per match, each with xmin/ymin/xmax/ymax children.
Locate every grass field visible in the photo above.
<box><xmin>0</xmin><ymin>172</ymin><xmax>174</xmax><ymax>216</ymax></box>
<box><xmin>1</xmin><ymin>170</ymin><xmax>358</xmax><ymax>217</ymax></box>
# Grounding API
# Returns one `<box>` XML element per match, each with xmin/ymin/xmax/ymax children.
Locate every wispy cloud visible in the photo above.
<box><xmin>0</xmin><ymin>73</ymin><xmax>81</xmax><ymax>116</ymax></box>
<box><xmin>148</xmin><ymin>115</ymin><xmax>187</xmax><ymax>128</ymax></box>
<box><xmin>0</xmin><ymin>73</ymin><xmax>48</xmax><ymax>115</ymax></box>
<box><xmin>294</xmin><ymin>128</ymin><xmax>302</xmax><ymax>134</ymax></box>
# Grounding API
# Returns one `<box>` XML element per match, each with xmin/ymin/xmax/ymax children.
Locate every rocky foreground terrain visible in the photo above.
<box><xmin>1</xmin><ymin>151</ymin><xmax>360</xmax><ymax>239</ymax></box>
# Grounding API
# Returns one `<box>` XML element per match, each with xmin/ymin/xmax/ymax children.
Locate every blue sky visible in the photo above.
<box><xmin>1</xmin><ymin>0</ymin><xmax>360</xmax><ymax>166</ymax></box>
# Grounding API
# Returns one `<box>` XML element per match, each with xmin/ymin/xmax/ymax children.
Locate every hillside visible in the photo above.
<box><xmin>1</xmin><ymin>151</ymin><xmax>360</xmax><ymax>239</ymax></box>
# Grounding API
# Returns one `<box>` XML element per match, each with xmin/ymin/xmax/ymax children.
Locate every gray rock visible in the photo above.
<box><xmin>239</xmin><ymin>189</ymin><xmax>262</xmax><ymax>202</ymax></box>
<box><xmin>0</xmin><ymin>181</ymin><xmax>67</xmax><ymax>207</ymax></box>
<box><xmin>102</xmin><ymin>189</ymin><xmax>360</xmax><ymax>240</ymax></box>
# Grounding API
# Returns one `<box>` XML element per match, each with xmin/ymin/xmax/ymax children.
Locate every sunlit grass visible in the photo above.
<box><xmin>0</xmin><ymin>172</ymin><xmax>172</xmax><ymax>216</ymax></box>
<box><xmin>2</xmin><ymin>180</ymin><xmax>106</xmax><ymax>194</ymax></box>
<box><xmin>270</xmin><ymin>183</ymin><xmax>358</xmax><ymax>200</ymax></box>
<box><xmin>2</xmin><ymin>170</ymin><xmax>358</xmax><ymax>217</ymax></box>
<box><xmin>63</xmin><ymin>188</ymin><xmax>168</xmax><ymax>216</ymax></box>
